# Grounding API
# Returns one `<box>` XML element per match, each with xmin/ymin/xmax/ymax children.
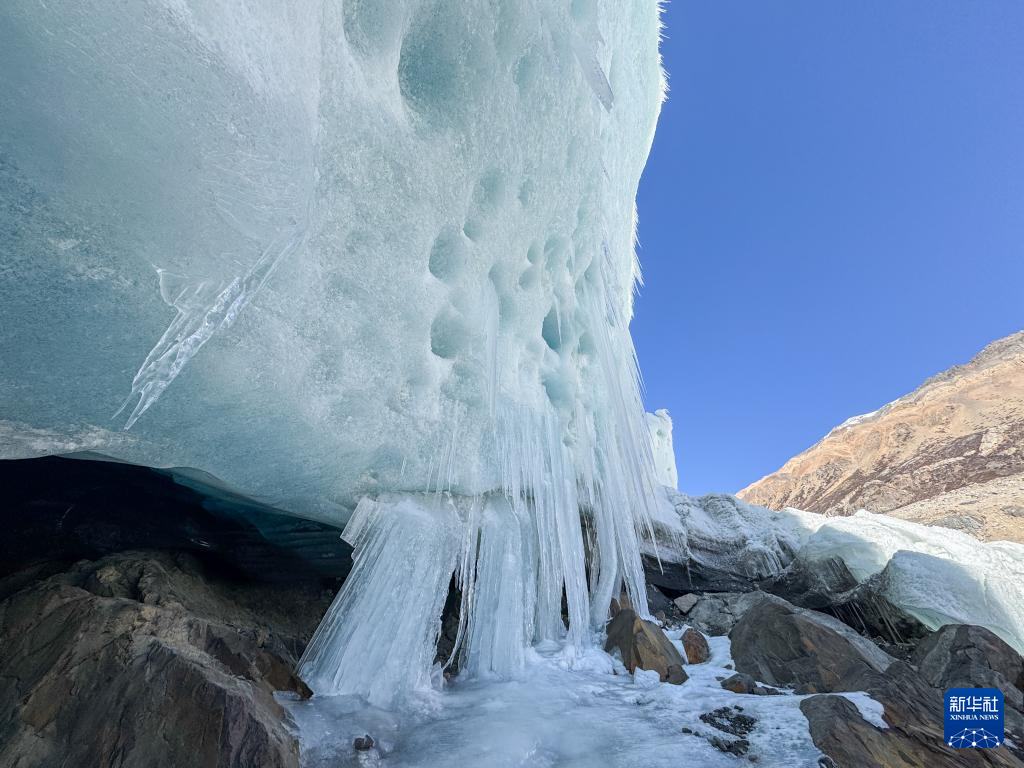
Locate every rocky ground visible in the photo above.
<box><xmin>6</xmin><ymin>544</ymin><xmax>1022</xmax><ymax>767</ymax></box>
<box><xmin>0</xmin><ymin>456</ymin><xmax>343</xmax><ymax>768</ymax></box>
<box><xmin>647</xmin><ymin>584</ymin><xmax>1024</xmax><ymax>767</ymax></box>
<box><xmin>0</xmin><ymin>551</ymin><xmax>334</xmax><ymax>768</ymax></box>
<box><xmin>739</xmin><ymin>331</ymin><xmax>1024</xmax><ymax>544</ymax></box>
<box><xmin>3</xmin><ymin>455</ymin><xmax>1023</xmax><ymax>766</ymax></box>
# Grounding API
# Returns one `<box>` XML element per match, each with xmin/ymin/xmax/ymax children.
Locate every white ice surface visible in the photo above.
<box><xmin>793</xmin><ymin>510</ymin><xmax>1024</xmax><ymax>652</ymax></box>
<box><xmin>645</xmin><ymin>409</ymin><xmax>678</xmax><ymax>489</ymax></box>
<box><xmin>650</xmin><ymin>492</ymin><xmax>1024</xmax><ymax>653</ymax></box>
<box><xmin>285</xmin><ymin>629</ymin><xmax>878</xmax><ymax>767</ymax></box>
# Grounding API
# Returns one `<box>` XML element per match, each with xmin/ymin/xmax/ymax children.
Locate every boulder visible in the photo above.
<box><xmin>802</xmin><ymin>690</ymin><xmax>1022</xmax><ymax>768</ymax></box>
<box><xmin>721</xmin><ymin>672</ymin><xmax>757</xmax><ymax>694</ymax></box>
<box><xmin>685</xmin><ymin>593</ymin><xmax>739</xmax><ymax>636</ymax></box>
<box><xmin>605</xmin><ymin>608</ymin><xmax>687</xmax><ymax>684</ymax></box>
<box><xmin>682</xmin><ymin>627</ymin><xmax>711</xmax><ymax>664</ymax></box>
<box><xmin>729</xmin><ymin>594</ymin><xmax>894</xmax><ymax>692</ymax></box>
<box><xmin>685</xmin><ymin>591</ymin><xmax>765</xmax><ymax>637</ymax></box>
<box><xmin>739</xmin><ymin>601</ymin><xmax>1024</xmax><ymax>768</ymax></box>
<box><xmin>0</xmin><ymin>551</ymin><xmax>332</xmax><ymax>768</ymax></box>
<box><xmin>914</xmin><ymin>624</ymin><xmax>1024</xmax><ymax>709</ymax></box>
<box><xmin>646</xmin><ymin>584</ymin><xmax>675</xmax><ymax>615</ymax></box>
<box><xmin>673</xmin><ymin>593</ymin><xmax>698</xmax><ymax>614</ymax></box>
<box><xmin>720</xmin><ymin>673</ymin><xmax>781</xmax><ymax>696</ymax></box>
<box><xmin>760</xmin><ymin>556</ymin><xmax>930</xmax><ymax>650</ymax></box>
<box><xmin>914</xmin><ymin>623</ymin><xmax>1024</xmax><ymax>746</ymax></box>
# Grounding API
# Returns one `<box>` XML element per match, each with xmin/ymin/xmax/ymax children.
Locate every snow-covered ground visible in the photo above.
<box><xmin>284</xmin><ymin>628</ymin><xmax>879</xmax><ymax>767</ymax></box>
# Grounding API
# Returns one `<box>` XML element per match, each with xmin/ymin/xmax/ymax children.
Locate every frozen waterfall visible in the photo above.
<box><xmin>0</xmin><ymin>0</ymin><xmax>667</xmax><ymax>703</ymax></box>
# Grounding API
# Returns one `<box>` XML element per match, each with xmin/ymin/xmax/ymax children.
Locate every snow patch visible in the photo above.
<box><xmin>840</xmin><ymin>692</ymin><xmax>889</xmax><ymax>730</ymax></box>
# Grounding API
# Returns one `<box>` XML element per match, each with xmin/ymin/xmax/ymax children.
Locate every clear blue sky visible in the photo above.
<box><xmin>633</xmin><ymin>0</ymin><xmax>1024</xmax><ymax>496</ymax></box>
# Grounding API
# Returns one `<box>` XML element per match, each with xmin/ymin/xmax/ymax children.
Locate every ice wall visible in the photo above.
<box><xmin>0</xmin><ymin>0</ymin><xmax>664</xmax><ymax>515</ymax></box>
<box><xmin>646</xmin><ymin>409</ymin><xmax>678</xmax><ymax>489</ymax></box>
<box><xmin>1</xmin><ymin>0</ymin><xmax>667</xmax><ymax>700</ymax></box>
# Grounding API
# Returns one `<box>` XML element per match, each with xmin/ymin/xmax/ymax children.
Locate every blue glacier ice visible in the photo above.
<box><xmin>1</xmin><ymin>0</ymin><xmax>668</xmax><ymax>705</ymax></box>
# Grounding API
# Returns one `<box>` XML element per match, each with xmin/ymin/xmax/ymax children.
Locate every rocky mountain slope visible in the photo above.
<box><xmin>739</xmin><ymin>331</ymin><xmax>1024</xmax><ymax>543</ymax></box>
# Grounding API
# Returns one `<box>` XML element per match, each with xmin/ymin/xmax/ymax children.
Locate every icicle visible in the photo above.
<box><xmin>301</xmin><ymin>220</ymin><xmax>668</xmax><ymax>701</ymax></box>
<box><xmin>298</xmin><ymin>494</ymin><xmax>463</xmax><ymax>708</ymax></box>
<box><xmin>460</xmin><ymin>495</ymin><xmax>537</xmax><ymax>678</ymax></box>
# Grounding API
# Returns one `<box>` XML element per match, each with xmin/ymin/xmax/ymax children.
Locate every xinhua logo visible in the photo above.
<box><xmin>945</xmin><ymin>688</ymin><xmax>1004</xmax><ymax>749</ymax></box>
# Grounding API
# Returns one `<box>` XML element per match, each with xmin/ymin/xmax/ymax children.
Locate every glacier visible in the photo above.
<box><xmin>790</xmin><ymin>508</ymin><xmax>1024</xmax><ymax>653</ymax></box>
<box><xmin>651</xmin><ymin>491</ymin><xmax>1024</xmax><ymax>654</ymax></box>
<box><xmin>4</xmin><ymin>3</ymin><xmax>1022</xmax><ymax>764</ymax></box>
<box><xmin>0</xmin><ymin>0</ymin><xmax>669</xmax><ymax>705</ymax></box>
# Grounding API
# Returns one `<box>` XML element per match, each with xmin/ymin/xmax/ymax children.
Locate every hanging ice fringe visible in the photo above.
<box><xmin>301</xmin><ymin>357</ymin><xmax>666</xmax><ymax>706</ymax></box>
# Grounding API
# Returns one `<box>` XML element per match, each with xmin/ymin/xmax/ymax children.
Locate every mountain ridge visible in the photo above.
<box><xmin>738</xmin><ymin>331</ymin><xmax>1024</xmax><ymax>543</ymax></box>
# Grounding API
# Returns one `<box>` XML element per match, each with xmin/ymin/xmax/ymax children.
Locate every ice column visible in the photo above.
<box><xmin>298</xmin><ymin>495</ymin><xmax>464</xmax><ymax>707</ymax></box>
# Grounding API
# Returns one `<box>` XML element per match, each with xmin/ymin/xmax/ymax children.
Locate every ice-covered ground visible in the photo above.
<box><xmin>285</xmin><ymin>629</ymin><xmax>879</xmax><ymax>767</ymax></box>
<box><xmin>651</xmin><ymin>490</ymin><xmax>1024</xmax><ymax>652</ymax></box>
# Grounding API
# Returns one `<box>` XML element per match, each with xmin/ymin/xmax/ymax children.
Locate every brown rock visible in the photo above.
<box><xmin>0</xmin><ymin>551</ymin><xmax>332</xmax><ymax>768</ymax></box>
<box><xmin>682</xmin><ymin>627</ymin><xmax>711</xmax><ymax>664</ymax></box>
<box><xmin>802</xmin><ymin>691</ymin><xmax>1022</xmax><ymax>768</ymax></box>
<box><xmin>721</xmin><ymin>672</ymin><xmax>756</xmax><ymax>694</ymax></box>
<box><xmin>730</xmin><ymin>594</ymin><xmax>894</xmax><ymax>692</ymax></box>
<box><xmin>720</xmin><ymin>673</ymin><xmax>782</xmax><ymax>696</ymax></box>
<box><xmin>604</xmin><ymin>608</ymin><xmax>688</xmax><ymax>684</ymax></box>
